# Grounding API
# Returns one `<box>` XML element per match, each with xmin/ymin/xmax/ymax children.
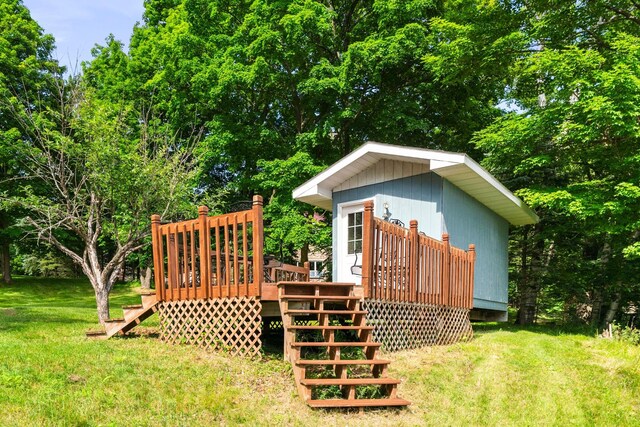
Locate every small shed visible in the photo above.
<box><xmin>293</xmin><ymin>142</ymin><xmax>538</xmax><ymax>321</ymax></box>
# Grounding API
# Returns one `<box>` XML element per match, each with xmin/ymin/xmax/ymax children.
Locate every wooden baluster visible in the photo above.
<box><xmin>150</xmin><ymin>215</ymin><xmax>163</xmax><ymax>301</ymax></box>
<box><xmin>181</xmin><ymin>223</ymin><xmax>188</xmax><ymax>300</ymax></box>
<box><xmin>190</xmin><ymin>222</ymin><xmax>197</xmax><ymax>298</ymax></box>
<box><xmin>198</xmin><ymin>206</ymin><xmax>210</xmax><ymax>300</ymax></box>
<box><xmin>232</xmin><ymin>215</ymin><xmax>240</xmax><ymax>297</ymax></box>
<box><xmin>409</xmin><ymin>220</ymin><xmax>419</xmax><ymax>304</ymax></box>
<box><xmin>242</xmin><ymin>212</ymin><xmax>249</xmax><ymax>296</ymax></box>
<box><xmin>213</xmin><ymin>218</ymin><xmax>222</xmax><ymax>299</ymax></box>
<box><xmin>223</xmin><ymin>216</ymin><xmax>230</xmax><ymax>296</ymax></box>
<box><xmin>442</xmin><ymin>234</ymin><xmax>450</xmax><ymax>307</ymax></box>
<box><xmin>361</xmin><ymin>200</ymin><xmax>374</xmax><ymax>298</ymax></box>
<box><xmin>252</xmin><ymin>195</ymin><xmax>264</xmax><ymax>297</ymax></box>
<box><xmin>468</xmin><ymin>244</ymin><xmax>476</xmax><ymax>309</ymax></box>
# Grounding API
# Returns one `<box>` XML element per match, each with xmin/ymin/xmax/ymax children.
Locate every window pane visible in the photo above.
<box><xmin>348</xmin><ymin>227</ymin><xmax>354</xmax><ymax>240</ymax></box>
<box><xmin>348</xmin><ymin>213</ymin><xmax>354</xmax><ymax>226</ymax></box>
<box><xmin>355</xmin><ymin>212</ymin><xmax>362</xmax><ymax>226</ymax></box>
<box><xmin>355</xmin><ymin>227</ymin><xmax>362</xmax><ymax>240</ymax></box>
<box><xmin>354</xmin><ymin>240</ymin><xmax>362</xmax><ymax>253</ymax></box>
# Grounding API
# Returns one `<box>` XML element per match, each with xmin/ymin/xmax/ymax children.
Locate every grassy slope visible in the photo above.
<box><xmin>0</xmin><ymin>277</ymin><xmax>638</xmax><ymax>426</ymax></box>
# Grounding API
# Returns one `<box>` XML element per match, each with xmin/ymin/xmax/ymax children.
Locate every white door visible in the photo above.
<box><xmin>336</xmin><ymin>202</ymin><xmax>368</xmax><ymax>284</ymax></box>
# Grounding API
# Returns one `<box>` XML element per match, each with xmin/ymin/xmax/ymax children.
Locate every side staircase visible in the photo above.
<box><xmin>86</xmin><ymin>290</ymin><xmax>159</xmax><ymax>339</ymax></box>
<box><xmin>278</xmin><ymin>281</ymin><xmax>410</xmax><ymax>409</ymax></box>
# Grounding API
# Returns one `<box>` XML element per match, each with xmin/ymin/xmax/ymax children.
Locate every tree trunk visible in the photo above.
<box><xmin>140</xmin><ymin>266</ymin><xmax>152</xmax><ymax>289</ymax></box>
<box><xmin>604</xmin><ymin>292</ymin><xmax>622</xmax><ymax>327</ymax></box>
<box><xmin>517</xmin><ymin>227</ymin><xmax>536</xmax><ymax>325</ymax></box>
<box><xmin>300</xmin><ymin>243</ymin><xmax>309</xmax><ymax>264</ymax></box>
<box><xmin>94</xmin><ymin>286</ymin><xmax>110</xmax><ymax>324</ymax></box>
<box><xmin>0</xmin><ymin>240</ymin><xmax>11</xmax><ymax>284</ymax></box>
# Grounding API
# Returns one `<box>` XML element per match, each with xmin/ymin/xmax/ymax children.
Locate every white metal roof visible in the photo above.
<box><xmin>292</xmin><ymin>142</ymin><xmax>538</xmax><ymax>226</ymax></box>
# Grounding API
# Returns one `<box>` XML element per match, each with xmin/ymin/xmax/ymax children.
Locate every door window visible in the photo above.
<box><xmin>347</xmin><ymin>212</ymin><xmax>363</xmax><ymax>254</ymax></box>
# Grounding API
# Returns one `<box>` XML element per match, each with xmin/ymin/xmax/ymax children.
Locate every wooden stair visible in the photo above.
<box><xmin>278</xmin><ymin>281</ymin><xmax>410</xmax><ymax>409</ymax></box>
<box><xmin>85</xmin><ymin>291</ymin><xmax>159</xmax><ymax>339</ymax></box>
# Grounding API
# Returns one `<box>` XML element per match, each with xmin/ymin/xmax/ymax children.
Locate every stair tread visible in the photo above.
<box><xmin>278</xmin><ymin>282</ymin><xmax>355</xmax><ymax>287</ymax></box>
<box><xmin>301</xmin><ymin>378</ymin><xmax>401</xmax><ymax>386</ymax></box>
<box><xmin>122</xmin><ymin>304</ymin><xmax>143</xmax><ymax>310</ymax></box>
<box><xmin>281</xmin><ymin>294</ymin><xmax>360</xmax><ymax>301</ymax></box>
<box><xmin>287</xmin><ymin>325</ymin><xmax>374</xmax><ymax>331</ymax></box>
<box><xmin>306</xmin><ymin>398</ymin><xmax>411</xmax><ymax>408</ymax></box>
<box><xmin>291</xmin><ymin>341</ymin><xmax>380</xmax><ymax>347</ymax></box>
<box><xmin>285</xmin><ymin>309</ymin><xmax>367</xmax><ymax>315</ymax></box>
<box><xmin>104</xmin><ymin>318</ymin><xmax>126</xmax><ymax>323</ymax></box>
<box><xmin>297</xmin><ymin>359</ymin><xmax>391</xmax><ymax>366</ymax></box>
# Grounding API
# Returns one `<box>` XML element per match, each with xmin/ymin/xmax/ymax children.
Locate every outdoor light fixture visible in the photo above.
<box><xmin>383</xmin><ymin>202</ymin><xmax>392</xmax><ymax>222</ymax></box>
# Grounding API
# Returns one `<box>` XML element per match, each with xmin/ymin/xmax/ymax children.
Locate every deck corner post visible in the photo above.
<box><xmin>252</xmin><ymin>195</ymin><xmax>264</xmax><ymax>296</ymax></box>
<box><xmin>409</xmin><ymin>220</ymin><xmax>419</xmax><ymax>303</ymax></box>
<box><xmin>442</xmin><ymin>233</ymin><xmax>451</xmax><ymax>307</ymax></box>
<box><xmin>303</xmin><ymin>261</ymin><xmax>310</xmax><ymax>281</ymax></box>
<box><xmin>468</xmin><ymin>244</ymin><xmax>476</xmax><ymax>309</ymax></box>
<box><xmin>361</xmin><ymin>200</ymin><xmax>375</xmax><ymax>298</ymax></box>
<box><xmin>151</xmin><ymin>214</ymin><xmax>163</xmax><ymax>301</ymax></box>
<box><xmin>198</xmin><ymin>206</ymin><xmax>211</xmax><ymax>298</ymax></box>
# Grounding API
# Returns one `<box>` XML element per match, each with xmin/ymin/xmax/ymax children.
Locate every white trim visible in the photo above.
<box><xmin>335</xmin><ymin>198</ymin><xmax>373</xmax><ymax>284</ymax></box>
<box><xmin>292</xmin><ymin>141</ymin><xmax>538</xmax><ymax>225</ymax></box>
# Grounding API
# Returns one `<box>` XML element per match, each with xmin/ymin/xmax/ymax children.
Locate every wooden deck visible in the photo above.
<box><xmin>150</xmin><ymin>196</ymin><xmax>475</xmax><ymax>309</ymax></box>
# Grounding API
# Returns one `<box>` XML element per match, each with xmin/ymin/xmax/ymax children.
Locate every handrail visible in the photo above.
<box><xmin>361</xmin><ymin>201</ymin><xmax>476</xmax><ymax>309</ymax></box>
<box><xmin>151</xmin><ymin>195</ymin><xmax>264</xmax><ymax>302</ymax></box>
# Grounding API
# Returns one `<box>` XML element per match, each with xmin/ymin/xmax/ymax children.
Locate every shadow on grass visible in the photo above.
<box><xmin>472</xmin><ymin>321</ymin><xmax>598</xmax><ymax>339</ymax></box>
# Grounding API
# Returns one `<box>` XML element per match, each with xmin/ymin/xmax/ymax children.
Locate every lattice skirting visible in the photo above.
<box><xmin>361</xmin><ymin>299</ymin><xmax>473</xmax><ymax>351</ymax></box>
<box><xmin>158</xmin><ymin>297</ymin><xmax>262</xmax><ymax>357</ymax></box>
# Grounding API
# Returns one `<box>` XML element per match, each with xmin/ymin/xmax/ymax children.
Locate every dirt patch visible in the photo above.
<box><xmin>1</xmin><ymin>308</ymin><xmax>17</xmax><ymax>316</ymax></box>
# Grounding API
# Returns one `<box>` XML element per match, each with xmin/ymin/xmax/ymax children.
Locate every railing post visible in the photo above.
<box><xmin>151</xmin><ymin>214</ymin><xmax>163</xmax><ymax>301</ymax></box>
<box><xmin>361</xmin><ymin>200</ymin><xmax>375</xmax><ymax>298</ymax></box>
<box><xmin>252</xmin><ymin>195</ymin><xmax>264</xmax><ymax>296</ymax></box>
<box><xmin>442</xmin><ymin>233</ymin><xmax>451</xmax><ymax>307</ymax></box>
<box><xmin>468</xmin><ymin>244</ymin><xmax>476</xmax><ymax>309</ymax></box>
<box><xmin>303</xmin><ymin>261</ymin><xmax>310</xmax><ymax>281</ymax></box>
<box><xmin>409</xmin><ymin>220</ymin><xmax>419</xmax><ymax>303</ymax></box>
<box><xmin>198</xmin><ymin>206</ymin><xmax>210</xmax><ymax>299</ymax></box>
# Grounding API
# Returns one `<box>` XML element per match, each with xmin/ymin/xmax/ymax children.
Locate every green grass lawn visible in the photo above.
<box><xmin>1</xmin><ymin>277</ymin><xmax>639</xmax><ymax>426</ymax></box>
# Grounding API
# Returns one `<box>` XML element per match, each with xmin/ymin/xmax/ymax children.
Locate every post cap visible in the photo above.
<box><xmin>252</xmin><ymin>195</ymin><xmax>263</xmax><ymax>206</ymax></box>
<box><xmin>442</xmin><ymin>233</ymin><xmax>450</xmax><ymax>242</ymax></box>
<box><xmin>363</xmin><ymin>200</ymin><xmax>374</xmax><ymax>210</ymax></box>
<box><xmin>151</xmin><ymin>214</ymin><xmax>161</xmax><ymax>223</ymax></box>
<box><xmin>198</xmin><ymin>206</ymin><xmax>209</xmax><ymax>215</ymax></box>
<box><xmin>410</xmin><ymin>219</ymin><xmax>418</xmax><ymax>229</ymax></box>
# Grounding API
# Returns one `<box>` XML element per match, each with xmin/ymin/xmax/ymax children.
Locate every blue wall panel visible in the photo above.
<box><xmin>331</xmin><ymin>172</ymin><xmax>509</xmax><ymax>312</ymax></box>
<box><xmin>442</xmin><ymin>180</ymin><xmax>509</xmax><ymax>311</ymax></box>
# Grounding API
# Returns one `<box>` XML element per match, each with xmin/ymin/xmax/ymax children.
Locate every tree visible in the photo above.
<box><xmin>0</xmin><ymin>0</ymin><xmax>61</xmax><ymax>283</ymax></box>
<box><xmin>253</xmin><ymin>152</ymin><xmax>332</xmax><ymax>263</ymax></box>
<box><xmin>120</xmin><ymin>0</ymin><xmax>517</xmax><ymax>258</ymax></box>
<box><xmin>471</xmin><ymin>0</ymin><xmax>640</xmax><ymax>325</ymax></box>
<box><xmin>9</xmin><ymin>78</ymin><xmax>199</xmax><ymax>323</ymax></box>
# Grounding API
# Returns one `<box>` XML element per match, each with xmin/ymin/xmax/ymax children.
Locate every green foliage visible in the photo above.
<box><xmin>0</xmin><ymin>0</ymin><xmax>63</xmax><ymax>281</ymax></box>
<box><xmin>467</xmin><ymin>0</ymin><xmax>640</xmax><ymax>323</ymax></box>
<box><xmin>611</xmin><ymin>323</ymin><xmax>640</xmax><ymax>346</ymax></box>
<box><xmin>254</xmin><ymin>152</ymin><xmax>331</xmax><ymax>260</ymax></box>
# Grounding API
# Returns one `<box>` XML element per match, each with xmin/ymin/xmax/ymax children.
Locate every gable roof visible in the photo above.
<box><xmin>292</xmin><ymin>142</ymin><xmax>538</xmax><ymax>226</ymax></box>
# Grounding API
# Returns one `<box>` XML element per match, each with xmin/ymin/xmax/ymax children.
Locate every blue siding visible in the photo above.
<box><xmin>442</xmin><ymin>180</ymin><xmax>509</xmax><ymax>311</ymax></box>
<box><xmin>332</xmin><ymin>173</ymin><xmax>444</xmax><ymax>281</ymax></box>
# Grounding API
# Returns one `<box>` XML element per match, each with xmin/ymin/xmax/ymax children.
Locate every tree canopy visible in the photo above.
<box><xmin>2</xmin><ymin>0</ymin><xmax>639</xmax><ymax>327</ymax></box>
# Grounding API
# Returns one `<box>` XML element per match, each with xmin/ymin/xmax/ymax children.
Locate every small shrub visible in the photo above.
<box><xmin>611</xmin><ymin>323</ymin><xmax>640</xmax><ymax>346</ymax></box>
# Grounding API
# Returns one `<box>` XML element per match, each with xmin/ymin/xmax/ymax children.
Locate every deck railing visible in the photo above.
<box><xmin>151</xmin><ymin>196</ymin><xmax>264</xmax><ymax>301</ymax></box>
<box><xmin>361</xmin><ymin>200</ymin><xmax>476</xmax><ymax>309</ymax></box>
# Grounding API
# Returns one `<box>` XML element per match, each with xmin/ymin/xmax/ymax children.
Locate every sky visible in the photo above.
<box><xmin>22</xmin><ymin>0</ymin><xmax>145</xmax><ymax>70</ymax></box>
